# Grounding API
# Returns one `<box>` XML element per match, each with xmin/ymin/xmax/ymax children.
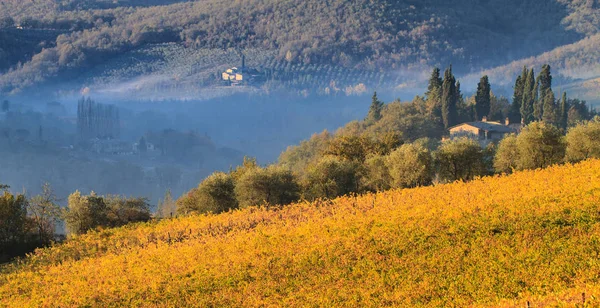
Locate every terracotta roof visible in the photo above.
<box><xmin>449</xmin><ymin>121</ymin><xmax>516</xmax><ymax>133</ymax></box>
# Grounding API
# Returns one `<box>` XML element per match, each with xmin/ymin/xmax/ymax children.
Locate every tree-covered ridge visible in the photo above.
<box><xmin>0</xmin><ymin>0</ymin><xmax>593</xmax><ymax>93</ymax></box>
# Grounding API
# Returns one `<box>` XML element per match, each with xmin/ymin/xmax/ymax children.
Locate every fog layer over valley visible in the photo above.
<box><xmin>0</xmin><ymin>92</ymin><xmax>372</xmax><ymax>207</ymax></box>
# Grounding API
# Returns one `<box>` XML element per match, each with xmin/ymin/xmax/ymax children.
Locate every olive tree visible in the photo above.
<box><xmin>435</xmin><ymin>137</ymin><xmax>486</xmax><ymax>182</ymax></box>
<box><xmin>362</xmin><ymin>154</ymin><xmax>391</xmax><ymax>192</ymax></box>
<box><xmin>303</xmin><ymin>156</ymin><xmax>360</xmax><ymax>200</ymax></box>
<box><xmin>386</xmin><ymin>142</ymin><xmax>434</xmax><ymax>188</ymax></box>
<box><xmin>565</xmin><ymin>117</ymin><xmax>600</xmax><ymax>162</ymax></box>
<box><xmin>235</xmin><ymin>166</ymin><xmax>300</xmax><ymax>208</ymax></box>
<box><xmin>516</xmin><ymin>122</ymin><xmax>565</xmax><ymax>170</ymax></box>
<box><xmin>493</xmin><ymin>134</ymin><xmax>519</xmax><ymax>174</ymax></box>
<box><xmin>176</xmin><ymin>172</ymin><xmax>237</xmax><ymax>215</ymax></box>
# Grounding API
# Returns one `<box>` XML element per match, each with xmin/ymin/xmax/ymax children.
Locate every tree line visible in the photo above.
<box><xmin>176</xmin><ymin>63</ymin><xmax>599</xmax><ymax>215</ymax></box>
<box><xmin>0</xmin><ymin>184</ymin><xmax>153</xmax><ymax>263</ymax></box>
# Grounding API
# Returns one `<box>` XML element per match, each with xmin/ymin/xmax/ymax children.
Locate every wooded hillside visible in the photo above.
<box><xmin>0</xmin><ymin>0</ymin><xmax>595</xmax><ymax>94</ymax></box>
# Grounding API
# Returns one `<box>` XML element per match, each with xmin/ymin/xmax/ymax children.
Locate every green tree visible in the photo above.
<box><xmin>538</xmin><ymin>64</ymin><xmax>552</xmax><ymax>97</ymax></box>
<box><xmin>533</xmin><ymin>76</ymin><xmax>542</xmax><ymax>121</ymax></box>
<box><xmin>559</xmin><ymin>92</ymin><xmax>569</xmax><ymax>131</ymax></box>
<box><xmin>303</xmin><ymin>156</ymin><xmax>359</xmax><ymax>201</ymax></box>
<box><xmin>27</xmin><ymin>183</ymin><xmax>61</xmax><ymax>244</ymax></box>
<box><xmin>511</xmin><ymin>67</ymin><xmax>527</xmax><ymax>123</ymax></box>
<box><xmin>324</xmin><ymin>134</ymin><xmax>374</xmax><ymax>162</ymax></box>
<box><xmin>475</xmin><ymin>75</ymin><xmax>491</xmax><ymax>121</ymax></box>
<box><xmin>230</xmin><ymin>156</ymin><xmax>259</xmax><ymax>181</ymax></box>
<box><xmin>493</xmin><ymin>134</ymin><xmax>519</xmax><ymax>174</ymax></box>
<box><xmin>441</xmin><ymin>66</ymin><xmax>458</xmax><ymax>129</ymax></box>
<box><xmin>488</xmin><ymin>94</ymin><xmax>510</xmax><ymax>121</ymax></box>
<box><xmin>365</xmin><ymin>92</ymin><xmax>384</xmax><ymax>125</ymax></box>
<box><xmin>567</xmin><ymin>99</ymin><xmax>592</xmax><ymax>127</ymax></box>
<box><xmin>362</xmin><ymin>154</ymin><xmax>391</xmax><ymax>192</ymax></box>
<box><xmin>0</xmin><ymin>190</ymin><xmax>28</xmax><ymax>248</ymax></box>
<box><xmin>176</xmin><ymin>172</ymin><xmax>237</xmax><ymax>215</ymax></box>
<box><xmin>436</xmin><ymin>137</ymin><xmax>485</xmax><ymax>182</ymax></box>
<box><xmin>425</xmin><ymin>67</ymin><xmax>443</xmax><ymax>116</ymax></box>
<box><xmin>386</xmin><ymin>142</ymin><xmax>434</xmax><ymax>188</ymax></box>
<box><xmin>516</xmin><ymin>122</ymin><xmax>565</xmax><ymax>170</ymax></box>
<box><xmin>541</xmin><ymin>90</ymin><xmax>557</xmax><ymax>125</ymax></box>
<box><xmin>565</xmin><ymin>117</ymin><xmax>600</xmax><ymax>162</ymax></box>
<box><xmin>235</xmin><ymin>166</ymin><xmax>300</xmax><ymax>208</ymax></box>
<box><xmin>64</xmin><ymin>191</ymin><xmax>108</xmax><ymax>235</ymax></box>
<box><xmin>104</xmin><ymin>196</ymin><xmax>151</xmax><ymax>227</ymax></box>
<box><xmin>0</xmin><ymin>189</ymin><xmax>33</xmax><ymax>262</ymax></box>
<box><xmin>64</xmin><ymin>192</ymin><xmax>151</xmax><ymax>235</ymax></box>
<box><xmin>521</xmin><ymin>68</ymin><xmax>535</xmax><ymax>124</ymax></box>
<box><xmin>278</xmin><ymin>130</ymin><xmax>331</xmax><ymax>175</ymax></box>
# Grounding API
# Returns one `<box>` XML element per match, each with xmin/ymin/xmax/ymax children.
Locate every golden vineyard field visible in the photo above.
<box><xmin>3</xmin><ymin>160</ymin><xmax>600</xmax><ymax>307</ymax></box>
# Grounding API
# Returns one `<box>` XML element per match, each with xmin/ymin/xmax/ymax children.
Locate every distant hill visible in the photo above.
<box><xmin>2</xmin><ymin>160</ymin><xmax>600</xmax><ymax>306</ymax></box>
<box><xmin>462</xmin><ymin>33</ymin><xmax>600</xmax><ymax>106</ymax></box>
<box><xmin>0</xmin><ymin>0</ymin><xmax>596</xmax><ymax>95</ymax></box>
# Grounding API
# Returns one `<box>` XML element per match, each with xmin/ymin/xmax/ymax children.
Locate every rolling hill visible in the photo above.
<box><xmin>0</xmin><ymin>0</ymin><xmax>596</xmax><ymax>96</ymax></box>
<box><xmin>2</xmin><ymin>159</ymin><xmax>600</xmax><ymax>306</ymax></box>
<box><xmin>462</xmin><ymin>33</ymin><xmax>600</xmax><ymax>106</ymax></box>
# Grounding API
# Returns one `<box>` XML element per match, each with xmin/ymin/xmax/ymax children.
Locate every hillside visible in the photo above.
<box><xmin>2</xmin><ymin>160</ymin><xmax>600</xmax><ymax>306</ymax></box>
<box><xmin>0</xmin><ymin>0</ymin><xmax>593</xmax><ymax>95</ymax></box>
<box><xmin>462</xmin><ymin>33</ymin><xmax>600</xmax><ymax>106</ymax></box>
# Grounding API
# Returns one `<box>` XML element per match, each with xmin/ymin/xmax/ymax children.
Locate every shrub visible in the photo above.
<box><xmin>386</xmin><ymin>142</ymin><xmax>434</xmax><ymax>188</ymax></box>
<box><xmin>565</xmin><ymin>117</ymin><xmax>600</xmax><ymax>162</ymax></box>
<box><xmin>436</xmin><ymin>137</ymin><xmax>486</xmax><ymax>182</ymax></box>
<box><xmin>64</xmin><ymin>192</ymin><xmax>151</xmax><ymax>235</ymax></box>
<box><xmin>235</xmin><ymin>166</ymin><xmax>300</xmax><ymax>208</ymax></box>
<box><xmin>516</xmin><ymin>122</ymin><xmax>565</xmax><ymax>170</ymax></box>
<box><xmin>303</xmin><ymin>156</ymin><xmax>359</xmax><ymax>200</ymax></box>
<box><xmin>494</xmin><ymin>134</ymin><xmax>518</xmax><ymax>173</ymax></box>
<box><xmin>362</xmin><ymin>154</ymin><xmax>391</xmax><ymax>192</ymax></box>
<box><xmin>176</xmin><ymin>172</ymin><xmax>237</xmax><ymax>215</ymax></box>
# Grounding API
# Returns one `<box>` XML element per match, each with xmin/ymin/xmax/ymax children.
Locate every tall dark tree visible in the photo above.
<box><xmin>456</xmin><ymin>80</ymin><xmax>464</xmax><ymax>106</ymax></box>
<box><xmin>538</xmin><ymin>64</ymin><xmax>552</xmax><ymax>96</ymax></box>
<box><xmin>425</xmin><ymin>68</ymin><xmax>443</xmax><ymax>98</ymax></box>
<box><xmin>542</xmin><ymin>90</ymin><xmax>556</xmax><ymax>125</ymax></box>
<box><xmin>534</xmin><ymin>64</ymin><xmax>552</xmax><ymax>121</ymax></box>
<box><xmin>521</xmin><ymin>68</ymin><xmax>535</xmax><ymax>124</ymax></box>
<box><xmin>511</xmin><ymin>66</ymin><xmax>527</xmax><ymax>122</ymax></box>
<box><xmin>441</xmin><ymin>66</ymin><xmax>458</xmax><ymax>129</ymax></box>
<box><xmin>559</xmin><ymin>92</ymin><xmax>569</xmax><ymax>131</ymax></box>
<box><xmin>533</xmin><ymin>76</ymin><xmax>542</xmax><ymax>121</ymax></box>
<box><xmin>425</xmin><ymin>67</ymin><xmax>443</xmax><ymax>117</ymax></box>
<box><xmin>365</xmin><ymin>92</ymin><xmax>384</xmax><ymax>125</ymax></box>
<box><xmin>475</xmin><ymin>75</ymin><xmax>491</xmax><ymax>121</ymax></box>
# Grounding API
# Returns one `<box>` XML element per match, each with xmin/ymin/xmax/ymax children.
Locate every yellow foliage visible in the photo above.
<box><xmin>2</xmin><ymin>160</ymin><xmax>600</xmax><ymax>306</ymax></box>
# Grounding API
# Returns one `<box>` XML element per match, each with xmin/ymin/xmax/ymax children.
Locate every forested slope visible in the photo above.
<box><xmin>2</xmin><ymin>160</ymin><xmax>600</xmax><ymax>306</ymax></box>
<box><xmin>0</xmin><ymin>0</ymin><xmax>594</xmax><ymax>94</ymax></box>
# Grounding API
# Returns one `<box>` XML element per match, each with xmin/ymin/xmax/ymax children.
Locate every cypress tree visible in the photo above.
<box><xmin>425</xmin><ymin>67</ymin><xmax>443</xmax><ymax>117</ymax></box>
<box><xmin>533</xmin><ymin>76</ymin><xmax>542</xmax><ymax>121</ymax></box>
<box><xmin>475</xmin><ymin>75</ymin><xmax>491</xmax><ymax>121</ymax></box>
<box><xmin>425</xmin><ymin>68</ymin><xmax>443</xmax><ymax>98</ymax></box>
<box><xmin>511</xmin><ymin>66</ymin><xmax>527</xmax><ymax>123</ymax></box>
<box><xmin>365</xmin><ymin>91</ymin><xmax>384</xmax><ymax>125</ymax></box>
<box><xmin>538</xmin><ymin>64</ymin><xmax>552</xmax><ymax>96</ymax></box>
<box><xmin>441</xmin><ymin>66</ymin><xmax>458</xmax><ymax>129</ymax></box>
<box><xmin>521</xmin><ymin>68</ymin><xmax>535</xmax><ymax>124</ymax></box>
<box><xmin>559</xmin><ymin>92</ymin><xmax>569</xmax><ymax>131</ymax></box>
<box><xmin>542</xmin><ymin>90</ymin><xmax>556</xmax><ymax>125</ymax></box>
